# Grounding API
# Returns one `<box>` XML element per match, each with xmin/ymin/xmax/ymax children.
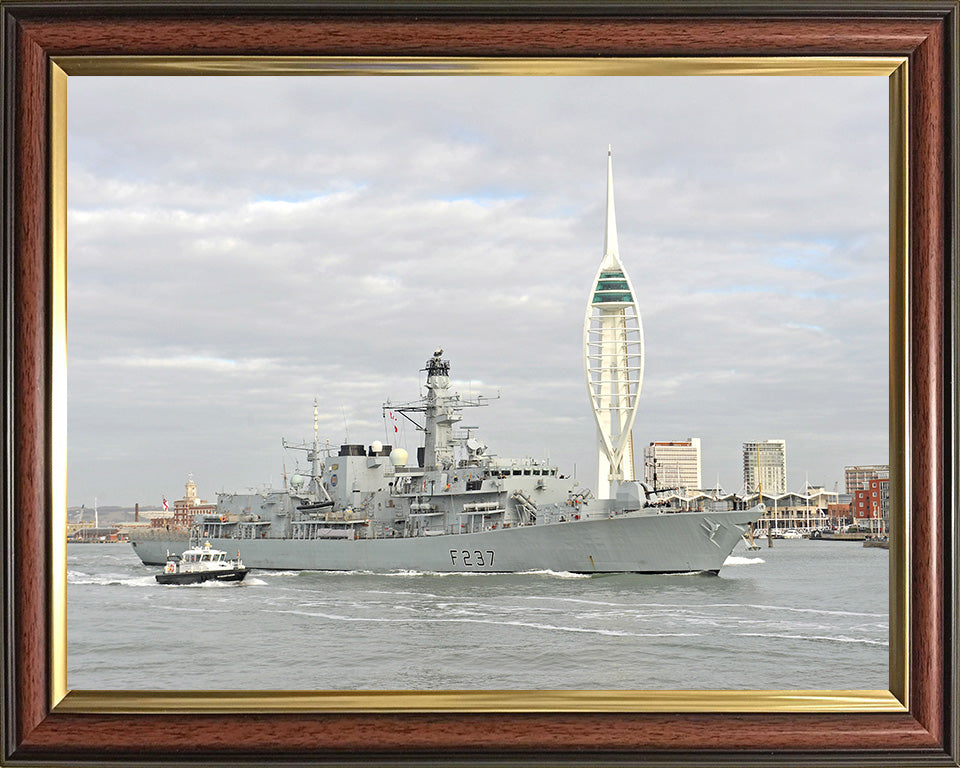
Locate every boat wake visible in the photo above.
<box><xmin>297</xmin><ymin>569</ymin><xmax>592</xmax><ymax>579</ymax></box>
<box><xmin>67</xmin><ymin>571</ymin><xmax>155</xmax><ymax>587</ymax></box>
<box><xmin>723</xmin><ymin>555</ymin><xmax>765</xmax><ymax>566</ymax></box>
<box><xmin>517</xmin><ymin>569</ymin><xmax>592</xmax><ymax>579</ymax></box>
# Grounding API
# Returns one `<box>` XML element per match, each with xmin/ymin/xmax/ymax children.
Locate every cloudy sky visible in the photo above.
<box><xmin>66</xmin><ymin>75</ymin><xmax>889</xmax><ymax>508</ymax></box>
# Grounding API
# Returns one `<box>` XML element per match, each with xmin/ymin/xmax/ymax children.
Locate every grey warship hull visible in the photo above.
<box><xmin>133</xmin><ymin>506</ymin><xmax>759</xmax><ymax>574</ymax></box>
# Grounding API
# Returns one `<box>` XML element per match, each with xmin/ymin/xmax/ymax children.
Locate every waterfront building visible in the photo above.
<box><xmin>148</xmin><ymin>511</ymin><xmax>175</xmax><ymax>529</ymax></box>
<box><xmin>583</xmin><ymin>148</ymin><xmax>644</xmax><ymax>499</ymax></box>
<box><xmin>742</xmin><ymin>439</ymin><xmax>787</xmax><ymax>495</ymax></box>
<box><xmin>643</xmin><ymin>438</ymin><xmax>702</xmax><ymax>492</ymax></box>
<box><xmin>853</xmin><ymin>476</ymin><xmax>889</xmax><ymax>534</ymax></box>
<box><xmin>675</xmin><ymin>486</ymin><xmax>841</xmax><ymax>532</ymax></box>
<box><xmin>171</xmin><ymin>475</ymin><xmax>216</xmax><ymax>530</ymax></box>
<box><xmin>827</xmin><ymin>495</ymin><xmax>854</xmax><ymax>527</ymax></box>
<box><xmin>743</xmin><ymin>487</ymin><xmax>839</xmax><ymax>532</ymax></box>
<box><xmin>844</xmin><ymin>464</ymin><xmax>889</xmax><ymax>494</ymax></box>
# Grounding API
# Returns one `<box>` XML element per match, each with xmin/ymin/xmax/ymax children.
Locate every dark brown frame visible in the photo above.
<box><xmin>2</xmin><ymin>3</ymin><xmax>957</xmax><ymax>766</ymax></box>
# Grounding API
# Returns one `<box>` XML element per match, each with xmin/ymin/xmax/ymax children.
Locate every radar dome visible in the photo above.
<box><xmin>371</xmin><ymin>440</ymin><xmax>383</xmax><ymax>453</ymax></box>
<box><xmin>290</xmin><ymin>474</ymin><xmax>306</xmax><ymax>490</ymax></box>
<box><xmin>390</xmin><ymin>447</ymin><xmax>409</xmax><ymax>467</ymax></box>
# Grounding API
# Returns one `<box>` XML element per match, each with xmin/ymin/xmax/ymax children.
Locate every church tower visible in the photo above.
<box><xmin>583</xmin><ymin>148</ymin><xmax>645</xmax><ymax>499</ymax></box>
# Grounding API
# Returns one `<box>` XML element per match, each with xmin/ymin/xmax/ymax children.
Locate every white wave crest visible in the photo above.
<box><xmin>68</xmin><ymin>572</ymin><xmax>155</xmax><ymax>587</ymax></box>
<box><xmin>724</xmin><ymin>556</ymin><xmax>766</xmax><ymax>566</ymax></box>
<box><xmin>736</xmin><ymin>632</ymin><xmax>888</xmax><ymax>647</ymax></box>
<box><xmin>518</xmin><ymin>569</ymin><xmax>592</xmax><ymax>579</ymax></box>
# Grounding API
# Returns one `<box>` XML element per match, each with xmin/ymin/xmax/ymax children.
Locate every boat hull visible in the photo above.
<box><xmin>155</xmin><ymin>568</ymin><xmax>249</xmax><ymax>585</ymax></box>
<box><xmin>133</xmin><ymin>508</ymin><xmax>759</xmax><ymax>574</ymax></box>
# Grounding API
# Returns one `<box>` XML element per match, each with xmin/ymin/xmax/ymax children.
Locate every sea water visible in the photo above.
<box><xmin>67</xmin><ymin>540</ymin><xmax>888</xmax><ymax>691</ymax></box>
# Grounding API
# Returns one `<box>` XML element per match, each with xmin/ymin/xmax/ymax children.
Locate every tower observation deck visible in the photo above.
<box><xmin>583</xmin><ymin>148</ymin><xmax>645</xmax><ymax>499</ymax></box>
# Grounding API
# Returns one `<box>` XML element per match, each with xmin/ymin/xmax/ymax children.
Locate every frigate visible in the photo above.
<box><xmin>131</xmin><ymin>350</ymin><xmax>763</xmax><ymax>574</ymax></box>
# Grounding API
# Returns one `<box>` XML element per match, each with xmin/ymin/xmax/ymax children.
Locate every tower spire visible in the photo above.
<box><xmin>583</xmin><ymin>148</ymin><xmax>644</xmax><ymax>499</ymax></box>
<box><xmin>602</xmin><ymin>145</ymin><xmax>620</xmax><ymax>269</ymax></box>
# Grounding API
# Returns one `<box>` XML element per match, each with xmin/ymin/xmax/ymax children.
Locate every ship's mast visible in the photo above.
<box><xmin>311</xmin><ymin>399</ymin><xmax>320</xmax><ymax>495</ymax></box>
<box><xmin>386</xmin><ymin>350</ymin><xmax>490</xmax><ymax>470</ymax></box>
<box><xmin>281</xmin><ymin>398</ymin><xmax>333</xmax><ymax>501</ymax></box>
<box><xmin>422</xmin><ymin>348</ymin><xmax>459</xmax><ymax>469</ymax></box>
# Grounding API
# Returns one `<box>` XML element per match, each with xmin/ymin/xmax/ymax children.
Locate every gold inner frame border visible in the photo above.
<box><xmin>49</xmin><ymin>55</ymin><xmax>909</xmax><ymax>715</ymax></box>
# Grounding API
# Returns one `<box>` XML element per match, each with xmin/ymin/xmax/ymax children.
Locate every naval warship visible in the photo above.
<box><xmin>131</xmin><ymin>350</ymin><xmax>763</xmax><ymax>574</ymax></box>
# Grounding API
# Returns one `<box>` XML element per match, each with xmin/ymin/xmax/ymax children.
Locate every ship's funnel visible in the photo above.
<box><xmin>390</xmin><ymin>448</ymin><xmax>409</xmax><ymax>467</ymax></box>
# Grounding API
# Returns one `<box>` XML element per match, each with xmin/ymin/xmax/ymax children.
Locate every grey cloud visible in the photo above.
<box><xmin>67</xmin><ymin>75</ymin><xmax>888</xmax><ymax>505</ymax></box>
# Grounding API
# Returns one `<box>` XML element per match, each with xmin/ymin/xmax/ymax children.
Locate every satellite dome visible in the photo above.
<box><xmin>371</xmin><ymin>440</ymin><xmax>383</xmax><ymax>453</ymax></box>
<box><xmin>390</xmin><ymin>448</ymin><xmax>409</xmax><ymax>467</ymax></box>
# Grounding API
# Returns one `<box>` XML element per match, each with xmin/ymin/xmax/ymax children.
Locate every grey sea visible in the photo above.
<box><xmin>67</xmin><ymin>540</ymin><xmax>889</xmax><ymax>691</ymax></box>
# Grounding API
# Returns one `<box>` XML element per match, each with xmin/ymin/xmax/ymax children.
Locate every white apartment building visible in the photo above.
<box><xmin>844</xmin><ymin>464</ymin><xmax>889</xmax><ymax>494</ymax></box>
<box><xmin>643</xmin><ymin>438</ymin><xmax>702</xmax><ymax>492</ymax></box>
<box><xmin>743</xmin><ymin>439</ymin><xmax>787</xmax><ymax>495</ymax></box>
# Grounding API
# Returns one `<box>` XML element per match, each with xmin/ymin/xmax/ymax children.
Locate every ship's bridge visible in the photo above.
<box><xmin>592</xmin><ymin>270</ymin><xmax>633</xmax><ymax>304</ymax></box>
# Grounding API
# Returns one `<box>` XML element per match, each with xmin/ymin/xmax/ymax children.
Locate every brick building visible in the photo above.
<box><xmin>171</xmin><ymin>476</ymin><xmax>216</xmax><ymax>530</ymax></box>
<box><xmin>852</xmin><ymin>476</ymin><xmax>889</xmax><ymax>534</ymax></box>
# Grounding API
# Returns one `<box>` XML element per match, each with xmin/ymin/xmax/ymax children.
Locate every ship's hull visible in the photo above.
<box><xmin>132</xmin><ymin>508</ymin><xmax>759</xmax><ymax>574</ymax></box>
<box><xmin>155</xmin><ymin>567</ymin><xmax>249</xmax><ymax>585</ymax></box>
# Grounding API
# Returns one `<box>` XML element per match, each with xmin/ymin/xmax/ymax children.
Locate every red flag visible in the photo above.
<box><xmin>162</xmin><ymin>496</ymin><xmax>168</xmax><ymax>511</ymax></box>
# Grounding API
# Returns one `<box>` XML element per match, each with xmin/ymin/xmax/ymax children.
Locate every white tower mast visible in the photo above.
<box><xmin>583</xmin><ymin>147</ymin><xmax>645</xmax><ymax>499</ymax></box>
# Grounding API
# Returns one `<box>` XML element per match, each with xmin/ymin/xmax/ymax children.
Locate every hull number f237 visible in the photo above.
<box><xmin>450</xmin><ymin>549</ymin><xmax>495</xmax><ymax>568</ymax></box>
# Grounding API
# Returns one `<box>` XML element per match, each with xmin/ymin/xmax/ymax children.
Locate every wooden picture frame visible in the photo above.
<box><xmin>2</xmin><ymin>2</ymin><xmax>957</xmax><ymax>765</ymax></box>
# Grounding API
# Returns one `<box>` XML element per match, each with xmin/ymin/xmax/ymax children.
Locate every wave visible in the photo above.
<box><xmin>69</xmin><ymin>570</ymin><xmax>254</xmax><ymax>589</ymax></box>
<box><xmin>67</xmin><ymin>572</ymin><xmax>155</xmax><ymax>587</ymax></box>
<box><xmin>300</xmin><ymin>569</ymin><xmax>590</xmax><ymax>579</ymax></box>
<box><xmin>714</xmin><ymin>602</ymin><xmax>888</xmax><ymax>618</ymax></box>
<box><xmin>516</xmin><ymin>569</ymin><xmax>592</xmax><ymax>579</ymax></box>
<box><xmin>155</xmin><ymin>580</ymin><xmax>245</xmax><ymax>589</ymax></box>
<box><xmin>724</xmin><ymin>555</ymin><xmax>765</xmax><ymax>566</ymax></box>
<box><xmin>269</xmin><ymin>608</ymin><xmax>702</xmax><ymax>638</ymax></box>
<box><xmin>736</xmin><ymin>632</ymin><xmax>888</xmax><ymax>647</ymax></box>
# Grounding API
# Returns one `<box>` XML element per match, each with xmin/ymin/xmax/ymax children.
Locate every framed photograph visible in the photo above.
<box><xmin>2</xmin><ymin>3</ymin><xmax>956</xmax><ymax>766</ymax></box>
<box><xmin>64</xmin><ymin>65</ymin><xmax>893</xmax><ymax>696</ymax></box>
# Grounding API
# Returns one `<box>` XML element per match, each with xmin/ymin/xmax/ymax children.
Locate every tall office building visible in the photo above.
<box><xmin>643</xmin><ymin>438</ymin><xmax>702</xmax><ymax>492</ymax></box>
<box><xmin>583</xmin><ymin>148</ymin><xmax>644</xmax><ymax>499</ymax></box>
<box><xmin>743</xmin><ymin>439</ymin><xmax>787</xmax><ymax>495</ymax></box>
<box><xmin>844</xmin><ymin>464</ymin><xmax>889</xmax><ymax>494</ymax></box>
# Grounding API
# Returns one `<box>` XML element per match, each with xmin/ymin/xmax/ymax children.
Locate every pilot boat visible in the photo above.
<box><xmin>155</xmin><ymin>541</ymin><xmax>249</xmax><ymax>585</ymax></box>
